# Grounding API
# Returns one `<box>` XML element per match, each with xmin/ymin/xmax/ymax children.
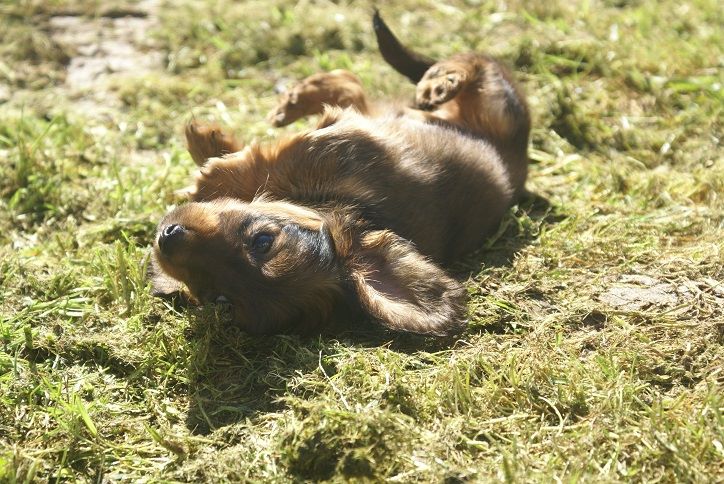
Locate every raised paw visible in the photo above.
<box><xmin>415</xmin><ymin>68</ymin><xmax>466</xmax><ymax>110</ymax></box>
<box><xmin>185</xmin><ymin>121</ymin><xmax>243</xmax><ymax>166</ymax></box>
<box><xmin>268</xmin><ymin>70</ymin><xmax>368</xmax><ymax>127</ymax></box>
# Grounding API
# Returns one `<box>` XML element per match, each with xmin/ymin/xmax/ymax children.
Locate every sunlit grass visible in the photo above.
<box><xmin>1</xmin><ymin>0</ymin><xmax>722</xmax><ymax>481</ymax></box>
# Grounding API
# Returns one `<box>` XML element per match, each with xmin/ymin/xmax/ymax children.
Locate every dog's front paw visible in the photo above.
<box><xmin>416</xmin><ymin>68</ymin><xmax>466</xmax><ymax>110</ymax></box>
<box><xmin>185</xmin><ymin>121</ymin><xmax>243</xmax><ymax>166</ymax></box>
<box><xmin>188</xmin><ymin>146</ymin><xmax>256</xmax><ymax>202</ymax></box>
<box><xmin>174</xmin><ymin>184</ymin><xmax>197</xmax><ymax>200</ymax></box>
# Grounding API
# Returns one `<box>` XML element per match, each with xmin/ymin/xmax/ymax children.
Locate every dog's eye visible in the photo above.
<box><xmin>251</xmin><ymin>233</ymin><xmax>274</xmax><ymax>254</ymax></box>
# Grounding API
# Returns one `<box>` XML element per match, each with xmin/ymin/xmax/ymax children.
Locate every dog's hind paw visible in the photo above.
<box><xmin>416</xmin><ymin>68</ymin><xmax>466</xmax><ymax>110</ymax></box>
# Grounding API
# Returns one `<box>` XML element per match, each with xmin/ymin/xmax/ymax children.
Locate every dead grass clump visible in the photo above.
<box><xmin>280</xmin><ymin>402</ymin><xmax>415</xmax><ymax>480</ymax></box>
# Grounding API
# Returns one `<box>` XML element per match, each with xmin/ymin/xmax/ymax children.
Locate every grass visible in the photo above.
<box><xmin>1</xmin><ymin>0</ymin><xmax>722</xmax><ymax>481</ymax></box>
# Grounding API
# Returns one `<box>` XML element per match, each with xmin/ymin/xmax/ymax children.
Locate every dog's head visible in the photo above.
<box><xmin>149</xmin><ymin>198</ymin><xmax>466</xmax><ymax>336</ymax></box>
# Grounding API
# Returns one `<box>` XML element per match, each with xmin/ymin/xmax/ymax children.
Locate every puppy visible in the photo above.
<box><xmin>149</xmin><ymin>12</ymin><xmax>531</xmax><ymax>336</ymax></box>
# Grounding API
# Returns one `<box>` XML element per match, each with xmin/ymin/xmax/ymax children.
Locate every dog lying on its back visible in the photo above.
<box><xmin>149</xmin><ymin>12</ymin><xmax>531</xmax><ymax>336</ymax></box>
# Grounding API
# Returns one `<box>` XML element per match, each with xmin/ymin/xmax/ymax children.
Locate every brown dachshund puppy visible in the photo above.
<box><xmin>149</xmin><ymin>12</ymin><xmax>531</xmax><ymax>336</ymax></box>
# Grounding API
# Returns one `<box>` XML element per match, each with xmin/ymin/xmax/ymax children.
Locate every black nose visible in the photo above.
<box><xmin>158</xmin><ymin>224</ymin><xmax>185</xmax><ymax>254</ymax></box>
<box><xmin>163</xmin><ymin>224</ymin><xmax>184</xmax><ymax>238</ymax></box>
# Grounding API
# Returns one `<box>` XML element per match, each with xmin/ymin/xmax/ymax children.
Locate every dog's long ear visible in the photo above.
<box><xmin>373</xmin><ymin>9</ymin><xmax>435</xmax><ymax>84</ymax></box>
<box><xmin>348</xmin><ymin>230</ymin><xmax>466</xmax><ymax>336</ymax></box>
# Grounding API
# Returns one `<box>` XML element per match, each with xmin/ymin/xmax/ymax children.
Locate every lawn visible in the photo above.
<box><xmin>0</xmin><ymin>0</ymin><xmax>722</xmax><ymax>481</ymax></box>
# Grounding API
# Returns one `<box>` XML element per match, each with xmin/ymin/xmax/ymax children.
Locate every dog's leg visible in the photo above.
<box><xmin>268</xmin><ymin>70</ymin><xmax>370</xmax><ymax>127</ymax></box>
<box><xmin>416</xmin><ymin>54</ymin><xmax>530</xmax><ymax>138</ymax></box>
<box><xmin>185</xmin><ymin>121</ymin><xmax>244</xmax><ymax>166</ymax></box>
<box><xmin>187</xmin><ymin>143</ymin><xmax>281</xmax><ymax>203</ymax></box>
<box><xmin>415</xmin><ymin>64</ymin><xmax>469</xmax><ymax>111</ymax></box>
<box><xmin>417</xmin><ymin>54</ymin><xmax>531</xmax><ymax>195</ymax></box>
<box><xmin>178</xmin><ymin>121</ymin><xmax>263</xmax><ymax>202</ymax></box>
<box><xmin>418</xmin><ymin>55</ymin><xmax>530</xmax><ymax>143</ymax></box>
<box><xmin>372</xmin><ymin>12</ymin><xmax>530</xmax><ymax>156</ymax></box>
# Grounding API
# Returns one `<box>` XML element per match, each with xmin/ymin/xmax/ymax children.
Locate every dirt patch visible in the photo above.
<box><xmin>48</xmin><ymin>0</ymin><xmax>163</xmax><ymax>107</ymax></box>
<box><xmin>598</xmin><ymin>274</ymin><xmax>694</xmax><ymax>312</ymax></box>
<box><xmin>0</xmin><ymin>84</ymin><xmax>9</xmax><ymax>103</ymax></box>
<box><xmin>597</xmin><ymin>274</ymin><xmax>724</xmax><ymax>318</ymax></box>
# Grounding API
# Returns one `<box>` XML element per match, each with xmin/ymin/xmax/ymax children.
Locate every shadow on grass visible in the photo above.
<box><xmin>182</xmin><ymin>312</ymin><xmax>315</xmax><ymax>434</ymax></box>
<box><xmin>181</xmin><ymin>312</ymin><xmax>459</xmax><ymax>434</ymax></box>
<box><xmin>455</xmin><ymin>190</ymin><xmax>564</xmax><ymax>273</ymax></box>
<box><xmin>452</xmin><ymin>191</ymin><xmax>566</xmax><ymax>335</ymax></box>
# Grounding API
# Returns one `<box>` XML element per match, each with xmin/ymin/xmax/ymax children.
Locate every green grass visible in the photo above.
<box><xmin>1</xmin><ymin>0</ymin><xmax>722</xmax><ymax>481</ymax></box>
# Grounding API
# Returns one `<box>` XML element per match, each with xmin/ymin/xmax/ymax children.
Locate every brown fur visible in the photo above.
<box><xmin>185</xmin><ymin>121</ymin><xmax>244</xmax><ymax>166</ymax></box>
<box><xmin>149</xmin><ymin>13</ymin><xmax>531</xmax><ymax>336</ymax></box>
<box><xmin>267</xmin><ymin>55</ymin><xmax>530</xmax><ymax>199</ymax></box>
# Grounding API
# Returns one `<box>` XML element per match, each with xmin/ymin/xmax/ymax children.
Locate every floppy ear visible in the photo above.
<box><xmin>347</xmin><ymin>230</ymin><xmax>467</xmax><ymax>336</ymax></box>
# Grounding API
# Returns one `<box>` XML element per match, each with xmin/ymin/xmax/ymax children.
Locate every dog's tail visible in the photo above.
<box><xmin>373</xmin><ymin>9</ymin><xmax>436</xmax><ymax>84</ymax></box>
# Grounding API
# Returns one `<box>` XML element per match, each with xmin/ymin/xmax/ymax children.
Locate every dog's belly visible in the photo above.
<box><xmin>305</xmin><ymin>112</ymin><xmax>514</xmax><ymax>261</ymax></box>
